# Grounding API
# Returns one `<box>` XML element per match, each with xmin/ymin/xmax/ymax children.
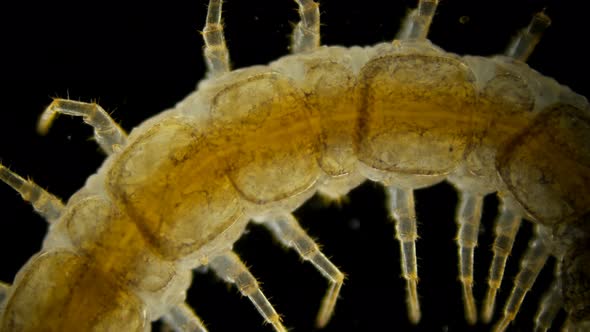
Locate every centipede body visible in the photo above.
<box><xmin>1</xmin><ymin>0</ymin><xmax>589</xmax><ymax>331</ymax></box>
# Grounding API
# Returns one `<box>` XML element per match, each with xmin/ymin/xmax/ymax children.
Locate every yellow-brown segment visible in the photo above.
<box><xmin>1</xmin><ymin>251</ymin><xmax>147</xmax><ymax>332</ymax></box>
<box><xmin>498</xmin><ymin>103</ymin><xmax>590</xmax><ymax>225</ymax></box>
<box><xmin>356</xmin><ymin>53</ymin><xmax>476</xmax><ymax>175</ymax></box>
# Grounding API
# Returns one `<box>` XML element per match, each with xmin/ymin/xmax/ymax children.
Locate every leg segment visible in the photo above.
<box><xmin>398</xmin><ymin>0</ymin><xmax>438</xmax><ymax>40</ymax></box>
<box><xmin>386</xmin><ymin>186</ymin><xmax>421</xmax><ymax>324</ymax></box>
<box><xmin>38</xmin><ymin>99</ymin><xmax>127</xmax><ymax>155</ymax></box>
<box><xmin>481</xmin><ymin>196</ymin><xmax>522</xmax><ymax>323</ymax></box>
<box><xmin>455</xmin><ymin>191</ymin><xmax>484</xmax><ymax>325</ymax></box>
<box><xmin>493</xmin><ymin>227</ymin><xmax>549</xmax><ymax>332</ymax></box>
<box><xmin>533</xmin><ymin>263</ymin><xmax>563</xmax><ymax>332</ymax></box>
<box><xmin>505</xmin><ymin>12</ymin><xmax>551</xmax><ymax>62</ymax></box>
<box><xmin>0</xmin><ymin>281</ymin><xmax>9</xmax><ymax>307</ymax></box>
<box><xmin>291</xmin><ymin>0</ymin><xmax>320</xmax><ymax>53</ymax></box>
<box><xmin>0</xmin><ymin>164</ymin><xmax>63</xmax><ymax>222</ymax></box>
<box><xmin>209</xmin><ymin>251</ymin><xmax>287</xmax><ymax>332</ymax></box>
<box><xmin>262</xmin><ymin>214</ymin><xmax>344</xmax><ymax>327</ymax></box>
<box><xmin>161</xmin><ymin>302</ymin><xmax>208</xmax><ymax>332</ymax></box>
<box><xmin>202</xmin><ymin>0</ymin><xmax>230</xmax><ymax>76</ymax></box>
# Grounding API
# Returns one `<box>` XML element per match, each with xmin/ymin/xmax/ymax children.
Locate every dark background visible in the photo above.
<box><xmin>0</xmin><ymin>0</ymin><xmax>588</xmax><ymax>331</ymax></box>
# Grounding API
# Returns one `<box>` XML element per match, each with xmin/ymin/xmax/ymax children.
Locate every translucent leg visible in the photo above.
<box><xmin>398</xmin><ymin>0</ymin><xmax>438</xmax><ymax>40</ymax></box>
<box><xmin>209</xmin><ymin>251</ymin><xmax>287</xmax><ymax>332</ymax></box>
<box><xmin>0</xmin><ymin>281</ymin><xmax>10</xmax><ymax>306</ymax></box>
<box><xmin>202</xmin><ymin>0</ymin><xmax>230</xmax><ymax>76</ymax></box>
<box><xmin>38</xmin><ymin>99</ymin><xmax>127</xmax><ymax>155</ymax></box>
<box><xmin>386</xmin><ymin>186</ymin><xmax>421</xmax><ymax>324</ymax></box>
<box><xmin>493</xmin><ymin>228</ymin><xmax>549</xmax><ymax>332</ymax></box>
<box><xmin>0</xmin><ymin>164</ymin><xmax>63</xmax><ymax>222</ymax></box>
<box><xmin>561</xmin><ymin>318</ymin><xmax>590</xmax><ymax>332</ymax></box>
<box><xmin>161</xmin><ymin>302</ymin><xmax>208</xmax><ymax>332</ymax></box>
<box><xmin>160</xmin><ymin>323</ymin><xmax>174</xmax><ymax>332</ymax></box>
<box><xmin>533</xmin><ymin>265</ymin><xmax>562</xmax><ymax>332</ymax></box>
<box><xmin>481</xmin><ymin>196</ymin><xmax>522</xmax><ymax>323</ymax></box>
<box><xmin>291</xmin><ymin>0</ymin><xmax>320</xmax><ymax>53</ymax></box>
<box><xmin>263</xmin><ymin>214</ymin><xmax>344</xmax><ymax>327</ymax></box>
<box><xmin>455</xmin><ymin>191</ymin><xmax>484</xmax><ymax>325</ymax></box>
<box><xmin>506</xmin><ymin>11</ymin><xmax>551</xmax><ymax>62</ymax></box>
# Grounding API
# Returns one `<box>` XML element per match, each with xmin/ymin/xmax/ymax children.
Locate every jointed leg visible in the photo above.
<box><xmin>505</xmin><ymin>11</ymin><xmax>551</xmax><ymax>62</ymax></box>
<box><xmin>481</xmin><ymin>196</ymin><xmax>522</xmax><ymax>323</ymax></box>
<box><xmin>262</xmin><ymin>214</ymin><xmax>344</xmax><ymax>327</ymax></box>
<box><xmin>0</xmin><ymin>164</ymin><xmax>63</xmax><ymax>223</ymax></box>
<box><xmin>202</xmin><ymin>0</ymin><xmax>230</xmax><ymax>76</ymax></box>
<box><xmin>455</xmin><ymin>191</ymin><xmax>484</xmax><ymax>325</ymax></box>
<box><xmin>38</xmin><ymin>99</ymin><xmax>127</xmax><ymax>155</ymax></box>
<box><xmin>291</xmin><ymin>0</ymin><xmax>320</xmax><ymax>53</ymax></box>
<box><xmin>533</xmin><ymin>263</ymin><xmax>563</xmax><ymax>332</ymax></box>
<box><xmin>386</xmin><ymin>186</ymin><xmax>421</xmax><ymax>324</ymax></box>
<box><xmin>493</xmin><ymin>227</ymin><xmax>549</xmax><ymax>332</ymax></box>
<box><xmin>0</xmin><ymin>281</ymin><xmax>10</xmax><ymax>307</ymax></box>
<box><xmin>161</xmin><ymin>302</ymin><xmax>208</xmax><ymax>332</ymax></box>
<box><xmin>398</xmin><ymin>0</ymin><xmax>438</xmax><ymax>40</ymax></box>
<box><xmin>209</xmin><ymin>251</ymin><xmax>287</xmax><ymax>332</ymax></box>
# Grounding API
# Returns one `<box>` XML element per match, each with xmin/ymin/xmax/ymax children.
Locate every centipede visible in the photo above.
<box><xmin>1</xmin><ymin>0</ymin><xmax>588</xmax><ymax>331</ymax></box>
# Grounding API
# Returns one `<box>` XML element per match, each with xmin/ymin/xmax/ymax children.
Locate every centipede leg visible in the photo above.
<box><xmin>161</xmin><ymin>302</ymin><xmax>208</xmax><ymax>332</ymax></box>
<box><xmin>398</xmin><ymin>0</ymin><xmax>438</xmax><ymax>41</ymax></box>
<box><xmin>0</xmin><ymin>281</ymin><xmax>10</xmax><ymax>307</ymax></box>
<box><xmin>533</xmin><ymin>263</ymin><xmax>563</xmax><ymax>332</ymax></box>
<box><xmin>291</xmin><ymin>0</ymin><xmax>320</xmax><ymax>53</ymax></box>
<box><xmin>37</xmin><ymin>99</ymin><xmax>127</xmax><ymax>155</ymax></box>
<box><xmin>209</xmin><ymin>251</ymin><xmax>287</xmax><ymax>332</ymax></box>
<box><xmin>493</xmin><ymin>227</ymin><xmax>549</xmax><ymax>332</ymax></box>
<box><xmin>455</xmin><ymin>191</ymin><xmax>484</xmax><ymax>325</ymax></box>
<box><xmin>481</xmin><ymin>196</ymin><xmax>522</xmax><ymax>323</ymax></box>
<box><xmin>386</xmin><ymin>186</ymin><xmax>421</xmax><ymax>324</ymax></box>
<box><xmin>202</xmin><ymin>0</ymin><xmax>230</xmax><ymax>76</ymax></box>
<box><xmin>261</xmin><ymin>214</ymin><xmax>344</xmax><ymax>328</ymax></box>
<box><xmin>0</xmin><ymin>164</ymin><xmax>63</xmax><ymax>222</ymax></box>
<box><xmin>505</xmin><ymin>11</ymin><xmax>551</xmax><ymax>62</ymax></box>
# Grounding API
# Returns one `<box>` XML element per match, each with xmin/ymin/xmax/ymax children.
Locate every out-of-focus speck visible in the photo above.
<box><xmin>479</xmin><ymin>225</ymin><xmax>486</xmax><ymax>234</ymax></box>
<box><xmin>254</xmin><ymin>16</ymin><xmax>259</xmax><ymax>21</ymax></box>
<box><xmin>348</xmin><ymin>218</ymin><xmax>360</xmax><ymax>230</ymax></box>
<box><xmin>67</xmin><ymin>135</ymin><xmax>72</xmax><ymax>140</ymax></box>
<box><xmin>441</xmin><ymin>325</ymin><xmax>449</xmax><ymax>332</ymax></box>
<box><xmin>459</xmin><ymin>16</ymin><xmax>470</xmax><ymax>24</ymax></box>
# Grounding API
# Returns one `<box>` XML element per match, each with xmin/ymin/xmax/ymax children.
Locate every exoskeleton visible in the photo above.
<box><xmin>0</xmin><ymin>1</ymin><xmax>588</xmax><ymax>331</ymax></box>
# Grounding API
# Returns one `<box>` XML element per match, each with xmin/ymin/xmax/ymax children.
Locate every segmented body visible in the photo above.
<box><xmin>0</xmin><ymin>1</ymin><xmax>589</xmax><ymax>331</ymax></box>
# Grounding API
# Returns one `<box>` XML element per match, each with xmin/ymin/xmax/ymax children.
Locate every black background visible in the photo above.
<box><xmin>0</xmin><ymin>1</ymin><xmax>588</xmax><ymax>331</ymax></box>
